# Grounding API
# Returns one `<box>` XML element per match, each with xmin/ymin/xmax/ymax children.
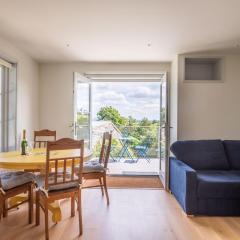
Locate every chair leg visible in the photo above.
<box><xmin>77</xmin><ymin>189</ymin><xmax>83</xmax><ymax>236</ymax></box>
<box><xmin>36</xmin><ymin>191</ymin><xmax>40</xmax><ymax>226</ymax></box>
<box><xmin>28</xmin><ymin>184</ymin><xmax>33</xmax><ymax>224</ymax></box>
<box><xmin>71</xmin><ymin>194</ymin><xmax>75</xmax><ymax>217</ymax></box>
<box><xmin>0</xmin><ymin>196</ymin><xmax>3</xmax><ymax>220</ymax></box>
<box><xmin>103</xmin><ymin>174</ymin><xmax>109</xmax><ymax>205</ymax></box>
<box><xmin>3</xmin><ymin>199</ymin><xmax>8</xmax><ymax>218</ymax></box>
<box><xmin>99</xmin><ymin>178</ymin><xmax>104</xmax><ymax>196</ymax></box>
<box><xmin>44</xmin><ymin>201</ymin><xmax>49</xmax><ymax>240</ymax></box>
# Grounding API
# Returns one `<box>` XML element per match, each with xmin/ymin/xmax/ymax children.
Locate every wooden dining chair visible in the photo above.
<box><xmin>34</xmin><ymin>129</ymin><xmax>56</xmax><ymax>148</ymax></box>
<box><xmin>0</xmin><ymin>171</ymin><xmax>35</xmax><ymax>223</ymax></box>
<box><xmin>35</xmin><ymin>138</ymin><xmax>84</xmax><ymax>240</ymax></box>
<box><xmin>25</xmin><ymin>129</ymin><xmax>57</xmax><ymax>173</ymax></box>
<box><xmin>77</xmin><ymin>132</ymin><xmax>112</xmax><ymax>205</ymax></box>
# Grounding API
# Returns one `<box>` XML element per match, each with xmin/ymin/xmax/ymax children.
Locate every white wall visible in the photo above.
<box><xmin>0</xmin><ymin>37</ymin><xmax>39</xmax><ymax>143</ymax></box>
<box><xmin>39</xmin><ymin>62</ymin><xmax>171</xmax><ymax>138</ymax></box>
<box><xmin>178</xmin><ymin>53</ymin><xmax>240</xmax><ymax>140</ymax></box>
<box><xmin>2</xmin><ymin>32</ymin><xmax>240</xmax><ymax>149</ymax></box>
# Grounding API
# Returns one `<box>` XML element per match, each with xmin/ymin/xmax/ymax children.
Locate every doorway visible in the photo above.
<box><xmin>73</xmin><ymin>73</ymin><xmax>169</xmax><ymax>188</ymax></box>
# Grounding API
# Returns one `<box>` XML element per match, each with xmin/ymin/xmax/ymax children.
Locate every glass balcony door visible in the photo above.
<box><xmin>73</xmin><ymin>72</ymin><xmax>92</xmax><ymax>149</ymax></box>
<box><xmin>159</xmin><ymin>74</ymin><xmax>169</xmax><ymax>189</ymax></box>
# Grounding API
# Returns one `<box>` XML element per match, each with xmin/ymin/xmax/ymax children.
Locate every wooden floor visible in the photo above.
<box><xmin>84</xmin><ymin>176</ymin><xmax>163</xmax><ymax>188</ymax></box>
<box><xmin>1</xmin><ymin>189</ymin><xmax>240</xmax><ymax>240</ymax></box>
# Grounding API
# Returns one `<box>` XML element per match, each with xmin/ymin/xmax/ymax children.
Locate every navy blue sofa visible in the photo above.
<box><xmin>170</xmin><ymin>140</ymin><xmax>240</xmax><ymax>216</ymax></box>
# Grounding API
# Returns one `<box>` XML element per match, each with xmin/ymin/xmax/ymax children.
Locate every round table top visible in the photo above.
<box><xmin>0</xmin><ymin>148</ymin><xmax>92</xmax><ymax>170</ymax></box>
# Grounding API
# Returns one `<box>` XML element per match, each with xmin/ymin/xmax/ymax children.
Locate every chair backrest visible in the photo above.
<box><xmin>45</xmin><ymin>138</ymin><xmax>84</xmax><ymax>190</ymax></box>
<box><xmin>99</xmin><ymin>132</ymin><xmax>112</xmax><ymax>168</ymax></box>
<box><xmin>121</xmin><ymin>127</ymin><xmax>129</xmax><ymax>137</ymax></box>
<box><xmin>144</xmin><ymin>137</ymin><xmax>152</xmax><ymax>149</ymax></box>
<box><xmin>34</xmin><ymin>129</ymin><xmax>56</xmax><ymax>148</ymax></box>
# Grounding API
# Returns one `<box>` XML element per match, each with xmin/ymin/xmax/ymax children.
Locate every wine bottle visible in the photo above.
<box><xmin>21</xmin><ymin>129</ymin><xmax>28</xmax><ymax>155</ymax></box>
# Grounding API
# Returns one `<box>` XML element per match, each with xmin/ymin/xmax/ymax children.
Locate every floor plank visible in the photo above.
<box><xmin>0</xmin><ymin>189</ymin><xmax>240</xmax><ymax>240</ymax></box>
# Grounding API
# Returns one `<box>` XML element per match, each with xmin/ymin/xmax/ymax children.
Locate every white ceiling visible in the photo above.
<box><xmin>0</xmin><ymin>0</ymin><xmax>240</xmax><ymax>63</ymax></box>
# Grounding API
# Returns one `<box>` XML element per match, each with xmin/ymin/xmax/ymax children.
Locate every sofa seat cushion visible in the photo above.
<box><xmin>223</xmin><ymin>140</ymin><xmax>240</xmax><ymax>169</ymax></box>
<box><xmin>197</xmin><ymin>170</ymin><xmax>240</xmax><ymax>199</ymax></box>
<box><xmin>0</xmin><ymin>171</ymin><xmax>35</xmax><ymax>191</ymax></box>
<box><xmin>170</xmin><ymin>140</ymin><xmax>230</xmax><ymax>170</ymax></box>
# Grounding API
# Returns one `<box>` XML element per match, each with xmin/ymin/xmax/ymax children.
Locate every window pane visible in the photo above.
<box><xmin>8</xmin><ymin>119</ymin><xmax>16</xmax><ymax>151</ymax></box>
<box><xmin>9</xmin><ymin>64</ymin><xmax>17</xmax><ymax>91</ymax></box>
<box><xmin>77</xmin><ymin>83</ymin><xmax>89</xmax><ymax>113</ymax></box>
<box><xmin>0</xmin><ymin>64</ymin><xmax>17</xmax><ymax>151</ymax></box>
<box><xmin>8</xmin><ymin>90</ymin><xmax>16</xmax><ymax>120</ymax></box>
<box><xmin>7</xmin><ymin>65</ymin><xmax>17</xmax><ymax>150</ymax></box>
<box><xmin>0</xmin><ymin>66</ymin><xmax>2</xmax><ymax>151</ymax></box>
<box><xmin>76</xmin><ymin>82</ymin><xmax>90</xmax><ymax>148</ymax></box>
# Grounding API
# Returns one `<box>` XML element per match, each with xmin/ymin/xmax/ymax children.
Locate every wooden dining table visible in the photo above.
<box><xmin>0</xmin><ymin>147</ymin><xmax>92</xmax><ymax>223</ymax></box>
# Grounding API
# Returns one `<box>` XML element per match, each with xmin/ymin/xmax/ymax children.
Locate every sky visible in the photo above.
<box><xmin>91</xmin><ymin>82</ymin><xmax>161</xmax><ymax>120</ymax></box>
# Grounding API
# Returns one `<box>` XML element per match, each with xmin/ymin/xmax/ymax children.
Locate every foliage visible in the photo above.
<box><xmin>77</xmin><ymin>113</ymin><xmax>88</xmax><ymax>125</ymax></box>
<box><xmin>97</xmin><ymin>106</ymin><xmax>127</xmax><ymax>126</ymax></box>
<box><xmin>93</xmin><ymin>106</ymin><xmax>165</xmax><ymax>158</ymax></box>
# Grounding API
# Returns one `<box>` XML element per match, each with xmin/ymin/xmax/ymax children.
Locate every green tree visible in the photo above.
<box><xmin>97</xmin><ymin>106</ymin><xmax>127</xmax><ymax>126</ymax></box>
<box><xmin>95</xmin><ymin>106</ymin><xmax>160</xmax><ymax>158</ymax></box>
<box><xmin>127</xmin><ymin>116</ymin><xmax>138</xmax><ymax>126</ymax></box>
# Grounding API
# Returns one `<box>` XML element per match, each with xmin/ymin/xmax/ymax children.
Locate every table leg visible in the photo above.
<box><xmin>9</xmin><ymin>194</ymin><xmax>28</xmax><ymax>208</ymax></box>
<box><xmin>118</xmin><ymin>141</ymin><xmax>127</xmax><ymax>161</ymax></box>
<box><xmin>48</xmin><ymin>201</ymin><xmax>62</xmax><ymax>223</ymax></box>
<box><xmin>124</xmin><ymin>146</ymin><xmax>134</xmax><ymax>161</ymax></box>
<box><xmin>119</xmin><ymin>141</ymin><xmax>134</xmax><ymax>162</ymax></box>
<box><xmin>9</xmin><ymin>194</ymin><xmax>62</xmax><ymax>223</ymax></box>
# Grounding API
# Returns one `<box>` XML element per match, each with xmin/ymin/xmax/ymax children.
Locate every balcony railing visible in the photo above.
<box><xmin>92</xmin><ymin>124</ymin><xmax>163</xmax><ymax>160</ymax></box>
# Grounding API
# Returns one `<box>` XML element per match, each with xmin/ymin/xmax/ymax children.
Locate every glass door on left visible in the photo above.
<box><xmin>73</xmin><ymin>72</ymin><xmax>92</xmax><ymax>149</ymax></box>
<box><xmin>0</xmin><ymin>63</ymin><xmax>17</xmax><ymax>152</ymax></box>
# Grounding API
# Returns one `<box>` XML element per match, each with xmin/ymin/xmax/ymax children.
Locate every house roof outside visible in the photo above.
<box><xmin>92</xmin><ymin>120</ymin><xmax>122</xmax><ymax>147</ymax></box>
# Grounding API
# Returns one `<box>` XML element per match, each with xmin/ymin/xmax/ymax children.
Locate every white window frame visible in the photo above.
<box><xmin>0</xmin><ymin>59</ymin><xmax>17</xmax><ymax>152</ymax></box>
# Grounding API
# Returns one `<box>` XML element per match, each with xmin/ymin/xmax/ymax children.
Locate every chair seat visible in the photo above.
<box><xmin>134</xmin><ymin>146</ymin><xmax>146</xmax><ymax>150</ymax></box>
<box><xmin>35</xmin><ymin>173</ymin><xmax>79</xmax><ymax>192</ymax></box>
<box><xmin>82</xmin><ymin>160</ymin><xmax>105</xmax><ymax>173</ymax></box>
<box><xmin>0</xmin><ymin>171</ymin><xmax>35</xmax><ymax>191</ymax></box>
<box><xmin>197</xmin><ymin>170</ymin><xmax>240</xmax><ymax>199</ymax></box>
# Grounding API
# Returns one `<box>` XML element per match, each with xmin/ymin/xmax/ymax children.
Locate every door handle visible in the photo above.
<box><xmin>74</xmin><ymin>122</ymin><xmax>80</xmax><ymax>133</ymax></box>
<box><xmin>160</xmin><ymin>126</ymin><xmax>173</xmax><ymax>129</ymax></box>
<box><xmin>69</xmin><ymin>122</ymin><xmax>80</xmax><ymax>132</ymax></box>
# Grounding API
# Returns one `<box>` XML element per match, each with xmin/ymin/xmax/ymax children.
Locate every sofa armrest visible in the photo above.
<box><xmin>169</xmin><ymin>157</ymin><xmax>197</xmax><ymax>215</ymax></box>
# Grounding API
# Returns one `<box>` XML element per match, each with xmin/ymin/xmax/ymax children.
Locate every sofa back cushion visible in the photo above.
<box><xmin>170</xmin><ymin>140</ymin><xmax>230</xmax><ymax>170</ymax></box>
<box><xmin>223</xmin><ymin>140</ymin><xmax>240</xmax><ymax>169</ymax></box>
